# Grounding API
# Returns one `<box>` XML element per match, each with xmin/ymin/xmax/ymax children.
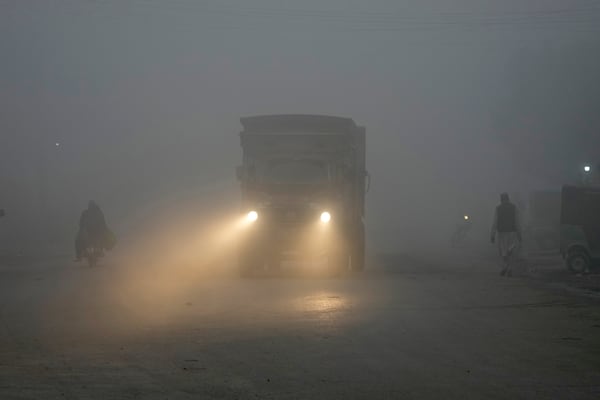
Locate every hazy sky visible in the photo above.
<box><xmin>1</xmin><ymin>0</ymin><xmax>599</xmax><ymax>251</ymax></box>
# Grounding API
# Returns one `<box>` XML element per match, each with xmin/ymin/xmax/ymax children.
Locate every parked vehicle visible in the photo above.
<box><xmin>560</xmin><ymin>185</ymin><xmax>600</xmax><ymax>273</ymax></box>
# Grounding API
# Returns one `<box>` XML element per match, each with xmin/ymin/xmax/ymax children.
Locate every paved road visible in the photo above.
<box><xmin>1</xmin><ymin>254</ymin><xmax>599</xmax><ymax>399</ymax></box>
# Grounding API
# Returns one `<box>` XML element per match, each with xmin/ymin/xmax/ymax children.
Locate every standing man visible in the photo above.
<box><xmin>491</xmin><ymin>193</ymin><xmax>522</xmax><ymax>277</ymax></box>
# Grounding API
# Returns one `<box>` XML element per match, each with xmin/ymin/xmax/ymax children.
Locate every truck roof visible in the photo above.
<box><xmin>240</xmin><ymin>114</ymin><xmax>360</xmax><ymax>134</ymax></box>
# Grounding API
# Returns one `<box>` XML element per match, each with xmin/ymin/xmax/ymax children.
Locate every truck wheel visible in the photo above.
<box><xmin>567</xmin><ymin>250</ymin><xmax>589</xmax><ymax>274</ymax></box>
<box><xmin>328</xmin><ymin>251</ymin><xmax>349</xmax><ymax>276</ymax></box>
<box><xmin>238</xmin><ymin>251</ymin><xmax>261</xmax><ymax>277</ymax></box>
<box><xmin>351</xmin><ymin>251</ymin><xmax>364</xmax><ymax>271</ymax></box>
<box><xmin>239</xmin><ymin>262</ymin><xmax>254</xmax><ymax>277</ymax></box>
<box><xmin>267</xmin><ymin>252</ymin><xmax>281</xmax><ymax>272</ymax></box>
<box><xmin>351</xmin><ymin>225</ymin><xmax>365</xmax><ymax>271</ymax></box>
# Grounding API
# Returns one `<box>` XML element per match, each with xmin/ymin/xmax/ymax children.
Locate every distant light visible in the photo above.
<box><xmin>464</xmin><ymin>215</ymin><xmax>469</xmax><ymax>221</ymax></box>
<box><xmin>55</xmin><ymin>142</ymin><xmax>60</xmax><ymax>147</ymax></box>
<box><xmin>584</xmin><ymin>165</ymin><xmax>591</xmax><ymax>173</ymax></box>
<box><xmin>320</xmin><ymin>211</ymin><xmax>331</xmax><ymax>223</ymax></box>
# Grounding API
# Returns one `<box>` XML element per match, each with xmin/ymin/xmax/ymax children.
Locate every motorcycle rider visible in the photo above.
<box><xmin>451</xmin><ymin>214</ymin><xmax>472</xmax><ymax>247</ymax></box>
<box><xmin>75</xmin><ymin>201</ymin><xmax>108</xmax><ymax>261</ymax></box>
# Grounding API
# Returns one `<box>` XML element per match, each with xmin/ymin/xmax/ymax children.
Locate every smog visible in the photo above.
<box><xmin>1</xmin><ymin>1</ymin><xmax>599</xmax><ymax>398</ymax></box>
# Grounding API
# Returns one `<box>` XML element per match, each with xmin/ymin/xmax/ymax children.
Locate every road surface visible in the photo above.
<box><xmin>1</xmin><ymin>254</ymin><xmax>599</xmax><ymax>399</ymax></box>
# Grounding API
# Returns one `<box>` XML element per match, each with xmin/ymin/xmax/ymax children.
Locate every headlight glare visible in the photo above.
<box><xmin>247</xmin><ymin>210</ymin><xmax>258</xmax><ymax>222</ymax></box>
<box><xmin>320</xmin><ymin>211</ymin><xmax>331</xmax><ymax>223</ymax></box>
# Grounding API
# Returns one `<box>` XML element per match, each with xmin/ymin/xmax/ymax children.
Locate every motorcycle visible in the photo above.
<box><xmin>83</xmin><ymin>243</ymin><xmax>104</xmax><ymax>267</ymax></box>
<box><xmin>451</xmin><ymin>215</ymin><xmax>472</xmax><ymax>247</ymax></box>
<box><xmin>77</xmin><ymin>228</ymin><xmax>116</xmax><ymax>267</ymax></box>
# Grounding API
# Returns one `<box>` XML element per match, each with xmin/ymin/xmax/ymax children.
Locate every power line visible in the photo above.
<box><xmin>91</xmin><ymin>0</ymin><xmax>600</xmax><ymax>21</ymax></box>
<box><xmin>3</xmin><ymin>0</ymin><xmax>600</xmax><ymax>35</ymax></box>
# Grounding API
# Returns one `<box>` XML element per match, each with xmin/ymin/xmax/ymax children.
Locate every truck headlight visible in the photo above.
<box><xmin>320</xmin><ymin>211</ymin><xmax>331</xmax><ymax>223</ymax></box>
<box><xmin>247</xmin><ymin>211</ymin><xmax>258</xmax><ymax>222</ymax></box>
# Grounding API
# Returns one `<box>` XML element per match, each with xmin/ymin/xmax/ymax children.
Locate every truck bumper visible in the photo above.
<box><xmin>241</xmin><ymin>222</ymin><xmax>342</xmax><ymax>261</ymax></box>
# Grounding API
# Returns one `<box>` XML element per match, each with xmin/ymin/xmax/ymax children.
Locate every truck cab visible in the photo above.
<box><xmin>236</xmin><ymin>115</ymin><xmax>367</xmax><ymax>275</ymax></box>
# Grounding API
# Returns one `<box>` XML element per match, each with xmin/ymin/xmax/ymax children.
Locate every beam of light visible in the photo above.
<box><xmin>93</xmin><ymin>211</ymin><xmax>257</xmax><ymax>327</ymax></box>
<box><xmin>67</xmin><ymin>204</ymin><xmax>354</xmax><ymax>338</ymax></box>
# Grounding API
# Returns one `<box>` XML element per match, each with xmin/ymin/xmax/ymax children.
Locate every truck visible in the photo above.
<box><xmin>560</xmin><ymin>185</ymin><xmax>600</xmax><ymax>273</ymax></box>
<box><xmin>235</xmin><ymin>114</ymin><xmax>367</xmax><ymax>275</ymax></box>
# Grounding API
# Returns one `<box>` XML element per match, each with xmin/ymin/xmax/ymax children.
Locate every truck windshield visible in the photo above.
<box><xmin>263</xmin><ymin>160</ymin><xmax>329</xmax><ymax>184</ymax></box>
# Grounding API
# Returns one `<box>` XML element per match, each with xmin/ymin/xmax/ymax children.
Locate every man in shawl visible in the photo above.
<box><xmin>491</xmin><ymin>193</ymin><xmax>522</xmax><ymax>277</ymax></box>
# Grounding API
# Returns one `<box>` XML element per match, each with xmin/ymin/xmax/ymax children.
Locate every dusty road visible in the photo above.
<box><xmin>1</xmin><ymin>254</ymin><xmax>600</xmax><ymax>399</ymax></box>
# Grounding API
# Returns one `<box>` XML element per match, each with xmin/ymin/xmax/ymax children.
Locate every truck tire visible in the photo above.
<box><xmin>351</xmin><ymin>224</ymin><xmax>365</xmax><ymax>271</ymax></box>
<box><xmin>567</xmin><ymin>250</ymin><xmax>589</xmax><ymax>274</ymax></box>
<box><xmin>238</xmin><ymin>261</ymin><xmax>254</xmax><ymax>277</ymax></box>
<box><xmin>267</xmin><ymin>251</ymin><xmax>281</xmax><ymax>272</ymax></box>
<box><xmin>238</xmin><ymin>250</ymin><xmax>261</xmax><ymax>277</ymax></box>
<box><xmin>327</xmin><ymin>250</ymin><xmax>349</xmax><ymax>276</ymax></box>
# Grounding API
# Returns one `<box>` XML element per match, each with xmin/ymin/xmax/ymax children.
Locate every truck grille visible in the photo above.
<box><xmin>266</xmin><ymin>208</ymin><xmax>314</xmax><ymax>224</ymax></box>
